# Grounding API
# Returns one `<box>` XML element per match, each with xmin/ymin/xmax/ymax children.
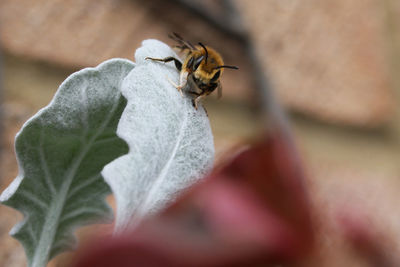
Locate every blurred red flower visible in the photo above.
<box><xmin>73</xmin><ymin>130</ymin><xmax>315</xmax><ymax>267</ymax></box>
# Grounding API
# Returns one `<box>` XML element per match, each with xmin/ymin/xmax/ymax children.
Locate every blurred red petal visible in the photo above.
<box><xmin>74</xmin><ymin>130</ymin><xmax>314</xmax><ymax>267</ymax></box>
<box><xmin>338</xmin><ymin>210</ymin><xmax>397</xmax><ymax>267</ymax></box>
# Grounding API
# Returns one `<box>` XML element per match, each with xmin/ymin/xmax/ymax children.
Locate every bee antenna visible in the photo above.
<box><xmin>198</xmin><ymin>42</ymin><xmax>208</xmax><ymax>63</ymax></box>
<box><xmin>215</xmin><ymin>65</ymin><xmax>239</xmax><ymax>70</ymax></box>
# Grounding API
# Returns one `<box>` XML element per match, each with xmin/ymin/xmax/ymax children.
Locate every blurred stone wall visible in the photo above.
<box><xmin>0</xmin><ymin>0</ymin><xmax>397</xmax><ymax>126</ymax></box>
<box><xmin>236</xmin><ymin>0</ymin><xmax>394</xmax><ymax>126</ymax></box>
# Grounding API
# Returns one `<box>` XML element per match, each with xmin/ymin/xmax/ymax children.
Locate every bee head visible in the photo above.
<box><xmin>190</xmin><ymin>43</ymin><xmax>239</xmax><ymax>85</ymax></box>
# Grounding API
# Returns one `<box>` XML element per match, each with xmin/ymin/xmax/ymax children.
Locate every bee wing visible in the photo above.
<box><xmin>169</xmin><ymin>32</ymin><xmax>196</xmax><ymax>51</ymax></box>
<box><xmin>217</xmin><ymin>83</ymin><xmax>222</xmax><ymax>99</ymax></box>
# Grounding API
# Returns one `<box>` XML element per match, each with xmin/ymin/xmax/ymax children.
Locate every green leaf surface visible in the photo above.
<box><xmin>102</xmin><ymin>40</ymin><xmax>215</xmax><ymax>232</ymax></box>
<box><xmin>0</xmin><ymin>58</ymin><xmax>135</xmax><ymax>267</ymax></box>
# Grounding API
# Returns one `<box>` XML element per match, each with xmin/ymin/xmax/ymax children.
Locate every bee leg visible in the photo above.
<box><xmin>217</xmin><ymin>83</ymin><xmax>223</xmax><ymax>99</ymax></box>
<box><xmin>145</xmin><ymin>56</ymin><xmax>182</xmax><ymax>71</ymax></box>
<box><xmin>187</xmin><ymin>91</ymin><xmax>201</xmax><ymax>96</ymax></box>
<box><xmin>167</xmin><ymin>70</ymin><xmax>188</xmax><ymax>96</ymax></box>
<box><xmin>166</xmin><ymin>76</ymin><xmax>183</xmax><ymax>96</ymax></box>
<box><xmin>192</xmin><ymin>95</ymin><xmax>204</xmax><ymax>110</ymax></box>
<box><xmin>167</xmin><ymin>76</ymin><xmax>183</xmax><ymax>96</ymax></box>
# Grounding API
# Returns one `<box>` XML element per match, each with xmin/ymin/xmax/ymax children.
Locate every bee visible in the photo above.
<box><xmin>145</xmin><ymin>33</ymin><xmax>239</xmax><ymax>110</ymax></box>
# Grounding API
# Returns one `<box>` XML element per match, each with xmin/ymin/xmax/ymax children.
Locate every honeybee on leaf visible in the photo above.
<box><xmin>146</xmin><ymin>33</ymin><xmax>239</xmax><ymax>109</ymax></box>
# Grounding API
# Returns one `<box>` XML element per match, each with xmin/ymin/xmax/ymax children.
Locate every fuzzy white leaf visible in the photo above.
<box><xmin>102</xmin><ymin>40</ymin><xmax>215</xmax><ymax>232</ymax></box>
<box><xmin>0</xmin><ymin>59</ymin><xmax>135</xmax><ymax>267</ymax></box>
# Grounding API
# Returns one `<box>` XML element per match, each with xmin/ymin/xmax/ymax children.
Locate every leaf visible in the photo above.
<box><xmin>102</xmin><ymin>40</ymin><xmax>215</xmax><ymax>232</ymax></box>
<box><xmin>0</xmin><ymin>58</ymin><xmax>135</xmax><ymax>267</ymax></box>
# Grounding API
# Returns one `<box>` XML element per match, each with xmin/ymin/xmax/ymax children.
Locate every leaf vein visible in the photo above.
<box><xmin>59</xmin><ymin>207</ymin><xmax>105</xmax><ymax>224</ymax></box>
<box><xmin>93</xmin><ymin>136</ymin><xmax>121</xmax><ymax>146</ymax></box>
<box><xmin>39</xmin><ymin>129</ymin><xmax>57</xmax><ymax>196</ymax></box>
<box><xmin>27</xmin><ymin>224</ymin><xmax>38</xmax><ymax>244</ymax></box>
<box><xmin>66</xmin><ymin>173</ymin><xmax>101</xmax><ymax>200</ymax></box>
<box><xmin>133</xmin><ymin>110</ymin><xmax>189</xmax><ymax>225</ymax></box>
<box><xmin>19</xmin><ymin>189</ymin><xmax>49</xmax><ymax>211</ymax></box>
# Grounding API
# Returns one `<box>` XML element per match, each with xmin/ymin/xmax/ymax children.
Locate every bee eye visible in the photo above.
<box><xmin>187</xmin><ymin>56</ymin><xmax>194</xmax><ymax>69</ymax></box>
<box><xmin>210</xmin><ymin>70</ymin><xmax>221</xmax><ymax>82</ymax></box>
<box><xmin>193</xmin><ymin>55</ymin><xmax>204</xmax><ymax>71</ymax></box>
